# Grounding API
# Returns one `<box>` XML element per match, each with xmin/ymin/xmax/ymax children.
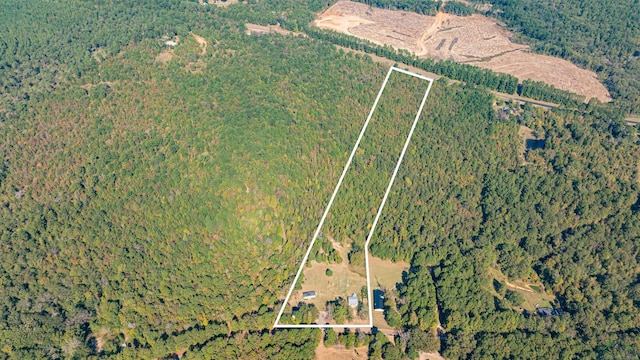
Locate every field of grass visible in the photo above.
<box><xmin>369</xmin><ymin>256</ymin><xmax>409</xmax><ymax>291</ymax></box>
<box><xmin>488</xmin><ymin>267</ymin><xmax>556</xmax><ymax>311</ymax></box>
<box><xmin>287</xmin><ymin>253</ymin><xmax>408</xmax><ymax>325</ymax></box>
<box><xmin>293</xmin><ymin>258</ymin><xmax>367</xmax><ymax>313</ymax></box>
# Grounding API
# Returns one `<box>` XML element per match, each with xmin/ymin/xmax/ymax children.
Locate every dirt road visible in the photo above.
<box><xmin>191</xmin><ymin>33</ymin><xmax>207</xmax><ymax>55</ymax></box>
<box><xmin>416</xmin><ymin>11</ymin><xmax>448</xmax><ymax>57</ymax></box>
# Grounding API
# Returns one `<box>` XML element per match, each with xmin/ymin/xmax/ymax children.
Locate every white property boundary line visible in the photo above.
<box><xmin>273</xmin><ymin>67</ymin><xmax>434</xmax><ymax>329</ymax></box>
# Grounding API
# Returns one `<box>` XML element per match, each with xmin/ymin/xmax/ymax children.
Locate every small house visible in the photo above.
<box><xmin>373</xmin><ymin>289</ymin><xmax>385</xmax><ymax>312</ymax></box>
<box><xmin>348</xmin><ymin>293</ymin><xmax>358</xmax><ymax>308</ymax></box>
<box><xmin>165</xmin><ymin>40</ymin><xmax>178</xmax><ymax>46</ymax></box>
<box><xmin>302</xmin><ymin>291</ymin><xmax>316</xmax><ymax>300</ymax></box>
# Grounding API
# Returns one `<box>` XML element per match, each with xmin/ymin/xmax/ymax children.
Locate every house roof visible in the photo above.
<box><xmin>302</xmin><ymin>291</ymin><xmax>316</xmax><ymax>298</ymax></box>
<box><xmin>347</xmin><ymin>293</ymin><xmax>358</xmax><ymax>307</ymax></box>
<box><xmin>537</xmin><ymin>307</ymin><xmax>561</xmax><ymax>316</ymax></box>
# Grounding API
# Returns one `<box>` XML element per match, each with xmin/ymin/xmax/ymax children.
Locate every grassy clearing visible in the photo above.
<box><xmin>419</xmin><ymin>351</ymin><xmax>446</xmax><ymax>360</ymax></box>
<box><xmin>519</xmin><ymin>288</ymin><xmax>555</xmax><ymax>311</ymax></box>
<box><xmin>290</xmin><ymin>241</ymin><xmax>367</xmax><ymax>325</ymax></box>
<box><xmin>293</xmin><ymin>259</ymin><xmax>367</xmax><ymax>311</ymax></box>
<box><xmin>369</xmin><ymin>256</ymin><xmax>409</xmax><ymax>291</ymax></box>
<box><xmin>518</xmin><ymin>125</ymin><xmax>535</xmax><ymax>164</ymax></box>
<box><xmin>488</xmin><ymin>267</ymin><xmax>556</xmax><ymax>311</ymax></box>
<box><xmin>288</xmin><ymin>254</ymin><xmax>407</xmax><ymax>325</ymax></box>
<box><xmin>372</xmin><ymin>310</ymin><xmax>390</xmax><ymax>329</ymax></box>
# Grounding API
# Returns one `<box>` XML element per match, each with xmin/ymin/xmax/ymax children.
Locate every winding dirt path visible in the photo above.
<box><xmin>416</xmin><ymin>11</ymin><xmax>448</xmax><ymax>57</ymax></box>
<box><xmin>191</xmin><ymin>32</ymin><xmax>207</xmax><ymax>55</ymax></box>
<box><xmin>504</xmin><ymin>279</ymin><xmax>534</xmax><ymax>293</ymax></box>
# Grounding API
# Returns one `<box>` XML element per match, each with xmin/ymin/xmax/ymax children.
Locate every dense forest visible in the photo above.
<box><xmin>0</xmin><ymin>0</ymin><xmax>639</xmax><ymax>359</ymax></box>
<box><xmin>322</xmin><ymin>72</ymin><xmax>430</xmax><ymax>266</ymax></box>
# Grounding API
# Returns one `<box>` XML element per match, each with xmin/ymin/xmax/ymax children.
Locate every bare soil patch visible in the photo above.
<box><xmin>315</xmin><ymin>1</ymin><xmax>610</xmax><ymax>102</ymax></box>
<box><xmin>419</xmin><ymin>351</ymin><xmax>446</xmax><ymax>360</ymax></box>
<box><xmin>316</xmin><ymin>2</ymin><xmax>433</xmax><ymax>54</ymax></box>
<box><xmin>316</xmin><ymin>340</ymin><xmax>368</xmax><ymax>360</ymax></box>
<box><xmin>245</xmin><ymin>23</ymin><xmax>301</xmax><ymax>37</ymax></box>
<box><xmin>80</xmin><ymin>81</ymin><xmax>116</xmax><ymax>91</ymax></box>
<box><xmin>154</xmin><ymin>50</ymin><xmax>175</xmax><ymax>63</ymax></box>
<box><xmin>481</xmin><ymin>51</ymin><xmax>609</xmax><ymax>102</ymax></box>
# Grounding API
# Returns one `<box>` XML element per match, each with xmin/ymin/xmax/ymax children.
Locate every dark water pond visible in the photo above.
<box><xmin>526</xmin><ymin>139</ymin><xmax>545</xmax><ymax>150</ymax></box>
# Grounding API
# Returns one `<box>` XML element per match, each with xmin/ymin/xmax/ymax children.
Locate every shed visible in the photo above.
<box><xmin>537</xmin><ymin>307</ymin><xmax>562</xmax><ymax>316</ymax></box>
<box><xmin>302</xmin><ymin>291</ymin><xmax>316</xmax><ymax>300</ymax></box>
<box><xmin>373</xmin><ymin>289</ymin><xmax>385</xmax><ymax>312</ymax></box>
<box><xmin>348</xmin><ymin>293</ymin><xmax>358</xmax><ymax>308</ymax></box>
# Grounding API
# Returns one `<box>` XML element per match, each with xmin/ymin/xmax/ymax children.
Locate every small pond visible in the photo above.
<box><xmin>525</xmin><ymin>139</ymin><xmax>545</xmax><ymax>151</ymax></box>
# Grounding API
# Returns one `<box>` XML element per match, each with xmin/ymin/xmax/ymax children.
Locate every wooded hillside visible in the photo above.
<box><xmin>0</xmin><ymin>0</ymin><xmax>638</xmax><ymax>358</ymax></box>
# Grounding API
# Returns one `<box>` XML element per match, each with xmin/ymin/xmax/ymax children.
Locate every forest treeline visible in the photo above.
<box><xmin>365</xmin><ymin>79</ymin><xmax>640</xmax><ymax>358</ymax></box>
<box><xmin>353</xmin><ymin>0</ymin><xmax>475</xmax><ymax>16</ymax></box>
<box><xmin>1</xmin><ymin>0</ymin><xmax>639</xmax><ymax>359</ymax></box>
<box><xmin>0</xmin><ymin>0</ymin><xmax>208</xmax><ymax>120</ymax></box>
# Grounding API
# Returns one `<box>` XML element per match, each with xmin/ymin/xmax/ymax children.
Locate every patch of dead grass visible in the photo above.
<box><xmin>316</xmin><ymin>341</ymin><xmax>368</xmax><ymax>360</ymax></box>
<box><xmin>292</xmin><ymin>256</ymin><xmax>367</xmax><ymax>324</ymax></box>
<box><xmin>210</xmin><ymin>0</ymin><xmax>239</xmax><ymax>7</ymax></box>
<box><xmin>419</xmin><ymin>351</ymin><xmax>446</xmax><ymax>360</ymax></box>
<box><xmin>154</xmin><ymin>50</ymin><xmax>175</xmax><ymax>63</ymax></box>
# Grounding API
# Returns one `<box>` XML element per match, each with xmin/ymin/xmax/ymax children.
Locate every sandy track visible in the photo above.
<box><xmin>416</xmin><ymin>11</ymin><xmax>448</xmax><ymax>57</ymax></box>
<box><xmin>245</xmin><ymin>23</ymin><xmax>307</xmax><ymax>38</ymax></box>
<box><xmin>315</xmin><ymin>1</ymin><xmax>611</xmax><ymax>103</ymax></box>
<box><xmin>191</xmin><ymin>32</ymin><xmax>207</xmax><ymax>55</ymax></box>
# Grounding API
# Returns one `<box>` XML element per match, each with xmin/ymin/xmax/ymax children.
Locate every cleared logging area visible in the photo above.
<box><xmin>315</xmin><ymin>1</ymin><xmax>610</xmax><ymax>103</ymax></box>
